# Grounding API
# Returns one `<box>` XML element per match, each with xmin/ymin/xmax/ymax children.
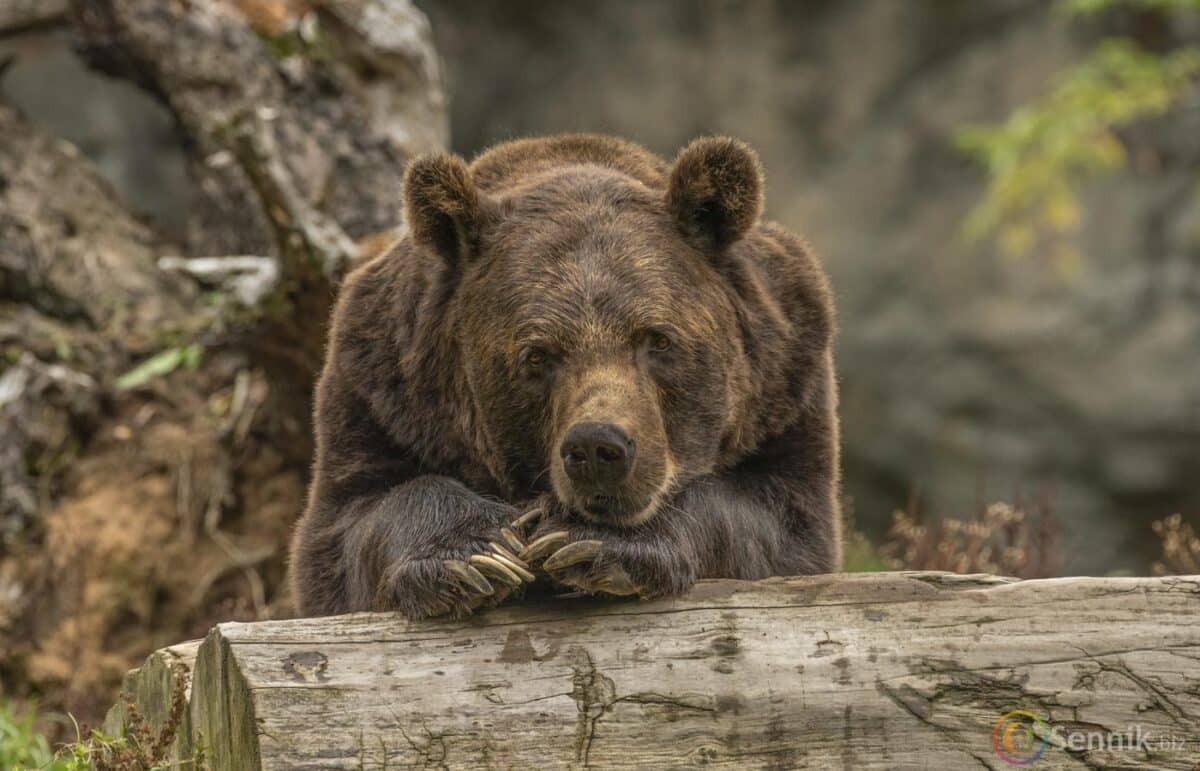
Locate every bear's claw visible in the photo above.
<box><xmin>488</xmin><ymin>552</ymin><xmax>537</xmax><ymax>582</ymax></box>
<box><xmin>469</xmin><ymin>553</ymin><xmax>523</xmax><ymax>586</ymax></box>
<box><xmin>499</xmin><ymin>527</ymin><xmax>526</xmax><ymax>553</ymax></box>
<box><xmin>487</xmin><ymin>541</ymin><xmax>528</xmax><ymax>568</ymax></box>
<box><xmin>588</xmin><ymin>567</ymin><xmax>639</xmax><ymax>596</ymax></box>
<box><xmin>432</xmin><ymin>524</ymin><xmax>652</xmax><ymax>616</ymax></box>
<box><xmin>429</xmin><ymin>527</ymin><xmax>535</xmax><ymax>617</ymax></box>
<box><xmin>541</xmin><ymin>539</ymin><xmax>640</xmax><ymax>597</ymax></box>
<box><xmin>541</xmin><ymin>540</ymin><xmax>602</xmax><ymax>571</ymax></box>
<box><xmin>443</xmin><ymin>559</ymin><xmax>494</xmax><ymax>596</ymax></box>
<box><xmin>520</xmin><ymin>530</ymin><xmax>571</xmax><ymax>563</ymax></box>
<box><xmin>510</xmin><ymin>507</ymin><xmax>544</xmax><ymax>532</ymax></box>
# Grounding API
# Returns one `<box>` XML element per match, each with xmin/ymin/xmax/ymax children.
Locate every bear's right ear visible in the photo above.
<box><xmin>666</xmin><ymin>137</ymin><xmax>763</xmax><ymax>252</ymax></box>
<box><xmin>403</xmin><ymin>153</ymin><xmax>490</xmax><ymax>267</ymax></box>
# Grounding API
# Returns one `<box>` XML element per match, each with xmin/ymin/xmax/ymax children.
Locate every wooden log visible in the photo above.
<box><xmin>102</xmin><ymin>640</ymin><xmax>201</xmax><ymax>767</ymax></box>
<box><xmin>108</xmin><ymin>572</ymin><xmax>1200</xmax><ymax>769</ymax></box>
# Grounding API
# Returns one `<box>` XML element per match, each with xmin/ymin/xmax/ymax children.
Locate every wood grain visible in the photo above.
<box><xmin>108</xmin><ymin>572</ymin><xmax>1200</xmax><ymax>769</ymax></box>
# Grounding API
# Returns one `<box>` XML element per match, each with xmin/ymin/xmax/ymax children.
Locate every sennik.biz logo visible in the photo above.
<box><xmin>992</xmin><ymin>711</ymin><xmax>1050</xmax><ymax>766</ymax></box>
<box><xmin>991</xmin><ymin>710</ymin><xmax>1189</xmax><ymax>765</ymax></box>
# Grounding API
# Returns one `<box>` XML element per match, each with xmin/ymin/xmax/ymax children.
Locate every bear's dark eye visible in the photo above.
<box><xmin>648</xmin><ymin>332</ymin><xmax>672</xmax><ymax>353</ymax></box>
<box><xmin>521</xmin><ymin>347</ymin><xmax>552</xmax><ymax>375</ymax></box>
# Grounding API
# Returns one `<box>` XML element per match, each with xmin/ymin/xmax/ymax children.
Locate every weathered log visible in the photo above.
<box><xmin>102</xmin><ymin>640</ymin><xmax>201</xmax><ymax>769</ymax></box>
<box><xmin>107</xmin><ymin>572</ymin><xmax>1200</xmax><ymax>770</ymax></box>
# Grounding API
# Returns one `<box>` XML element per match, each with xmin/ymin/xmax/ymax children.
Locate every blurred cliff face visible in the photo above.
<box><xmin>419</xmin><ymin>0</ymin><xmax>1200</xmax><ymax>573</ymax></box>
<box><xmin>0</xmin><ymin>28</ymin><xmax>197</xmax><ymax>240</ymax></box>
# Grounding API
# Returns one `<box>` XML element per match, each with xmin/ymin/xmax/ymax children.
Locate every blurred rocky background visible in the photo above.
<box><xmin>0</xmin><ymin>0</ymin><xmax>447</xmax><ymax>751</ymax></box>
<box><xmin>421</xmin><ymin>0</ymin><xmax>1200</xmax><ymax>576</ymax></box>
<box><xmin>0</xmin><ymin>0</ymin><xmax>1198</xmax><ymax>759</ymax></box>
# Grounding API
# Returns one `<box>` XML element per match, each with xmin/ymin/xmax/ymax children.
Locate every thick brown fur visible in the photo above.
<box><xmin>289</xmin><ymin>133</ymin><xmax>842</xmax><ymax>618</ymax></box>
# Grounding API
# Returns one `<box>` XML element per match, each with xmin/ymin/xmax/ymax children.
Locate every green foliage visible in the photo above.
<box><xmin>0</xmin><ymin>699</ymin><xmax>202</xmax><ymax>771</ymax></box>
<box><xmin>51</xmin><ymin>727</ymin><xmax>168</xmax><ymax>771</ymax></box>
<box><xmin>257</xmin><ymin>14</ymin><xmax>337</xmax><ymax>66</ymax></box>
<box><xmin>842</xmin><ymin>531</ymin><xmax>891</xmax><ymax>572</ymax></box>
<box><xmin>0</xmin><ymin>702</ymin><xmax>57</xmax><ymax>771</ymax></box>
<box><xmin>841</xmin><ymin>504</ymin><xmax>892</xmax><ymax>572</ymax></box>
<box><xmin>114</xmin><ymin>345</ymin><xmax>203</xmax><ymax>392</ymax></box>
<box><xmin>1063</xmin><ymin>0</ymin><xmax>1200</xmax><ymax>14</ymax></box>
<box><xmin>0</xmin><ymin>701</ymin><xmax>134</xmax><ymax>771</ymax></box>
<box><xmin>957</xmin><ymin>38</ymin><xmax>1200</xmax><ymax>269</ymax></box>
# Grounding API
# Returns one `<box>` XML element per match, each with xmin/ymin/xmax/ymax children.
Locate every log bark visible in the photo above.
<box><xmin>106</xmin><ymin>572</ymin><xmax>1200</xmax><ymax>770</ymax></box>
<box><xmin>102</xmin><ymin>640</ymin><xmax>201</xmax><ymax>769</ymax></box>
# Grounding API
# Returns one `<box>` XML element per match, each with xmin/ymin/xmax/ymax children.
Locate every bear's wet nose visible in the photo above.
<box><xmin>561</xmin><ymin>422</ymin><xmax>635</xmax><ymax>487</ymax></box>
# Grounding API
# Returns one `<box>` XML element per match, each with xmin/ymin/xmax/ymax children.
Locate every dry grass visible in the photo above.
<box><xmin>880</xmin><ymin>496</ymin><xmax>1061</xmax><ymax>579</ymax></box>
<box><xmin>0</xmin><ymin>671</ymin><xmax>203</xmax><ymax>771</ymax></box>
<box><xmin>1151</xmin><ymin>513</ymin><xmax>1200</xmax><ymax>576</ymax></box>
<box><xmin>2</xmin><ymin>366</ymin><xmax>300</xmax><ymax>739</ymax></box>
<box><xmin>55</xmin><ymin>671</ymin><xmax>202</xmax><ymax>771</ymax></box>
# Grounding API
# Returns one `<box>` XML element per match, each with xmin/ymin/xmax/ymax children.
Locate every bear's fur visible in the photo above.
<box><xmin>290</xmin><ymin>134</ymin><xmax>841</xmax><ymax>618</ymax></box>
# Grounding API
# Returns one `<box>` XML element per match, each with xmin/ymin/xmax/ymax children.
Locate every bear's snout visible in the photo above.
<box><xmin>560</xmin><ymin>421</ymin><xmax>636</xmax><ymax>497</ymax></box>
<box><xmin>548</xmin><ymin>362</ymin><xmax>672</xmax><ymax>526</ymax></box>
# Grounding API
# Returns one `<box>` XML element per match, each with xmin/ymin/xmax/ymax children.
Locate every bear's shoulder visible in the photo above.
<box><xmin>468</xmin><ymin>133</ymin><xmax>668</xmax><ymax>194</ymax></box>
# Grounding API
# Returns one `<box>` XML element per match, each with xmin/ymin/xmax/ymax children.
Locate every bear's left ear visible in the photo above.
<box><xmin>403</xmin><ymin>153</ymin><xmax>492</xmax><ymax>269</ymax></box>
<box><xmin>666</xmin><ymin>137</ymin><xmax>763</xmax><ymax>251</ymax></box>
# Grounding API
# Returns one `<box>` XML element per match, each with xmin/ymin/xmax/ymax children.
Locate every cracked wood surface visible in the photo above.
<box><xmin>107</xmin><ymin>572</ymin><xmax>1200</xmax><ymax>769</ymax></box>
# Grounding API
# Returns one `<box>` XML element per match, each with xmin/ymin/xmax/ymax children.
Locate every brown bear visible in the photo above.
<box><xmin>289</xmin><ymin>133</ymin><xmax>841</xmax><ymax>619</ymax></box>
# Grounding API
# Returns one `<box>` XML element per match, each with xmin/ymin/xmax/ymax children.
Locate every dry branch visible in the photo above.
<box><xmin>106</xmin><ymin>572</ymin><xmax>1200</xmax><ymax>770</ymax></box>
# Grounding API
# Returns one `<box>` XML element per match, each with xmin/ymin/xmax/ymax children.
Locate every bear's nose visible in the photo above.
<box><xmin>560</xmin><ymin>422</ymin><xmax>635</xmax><ymax>487</ymax></box>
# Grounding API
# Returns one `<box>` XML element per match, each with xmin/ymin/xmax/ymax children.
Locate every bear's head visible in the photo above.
<box><xmin>402</xmin><ymin>138</ymin><xmax>767</xmax><ymax>527</ymax></box>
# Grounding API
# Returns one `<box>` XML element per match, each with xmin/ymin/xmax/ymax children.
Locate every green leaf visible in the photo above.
<box><xmin>0</xmin><ymin>701</ymin><xmax>56</xmax><ymax>770</ymax></box>
<box><xmin>114</xmin><ymin>344</ymin><xmax>203</xmax><ymax>391</ymax></box>
<box><xmin>956</xmin><ymin>39</ymin><xmax>1200</xmax><ymax>265</ymax></box>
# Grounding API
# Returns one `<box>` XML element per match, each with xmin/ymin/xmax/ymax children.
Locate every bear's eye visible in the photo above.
<box><xmin>648</xmin><ymin>332</ymin><xmax>672</xmax><ymax>353</ymax></box>
<box><xmin>521</xmin><ymin>348</ymin><xmax>550</xmax><ymax>373</ymax></box>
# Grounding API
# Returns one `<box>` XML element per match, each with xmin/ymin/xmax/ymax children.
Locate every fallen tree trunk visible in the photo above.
<box><xmin>105</xmin><ymin>572</ymin><xmax>1200</xmax><ymax>770</ymax></box>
